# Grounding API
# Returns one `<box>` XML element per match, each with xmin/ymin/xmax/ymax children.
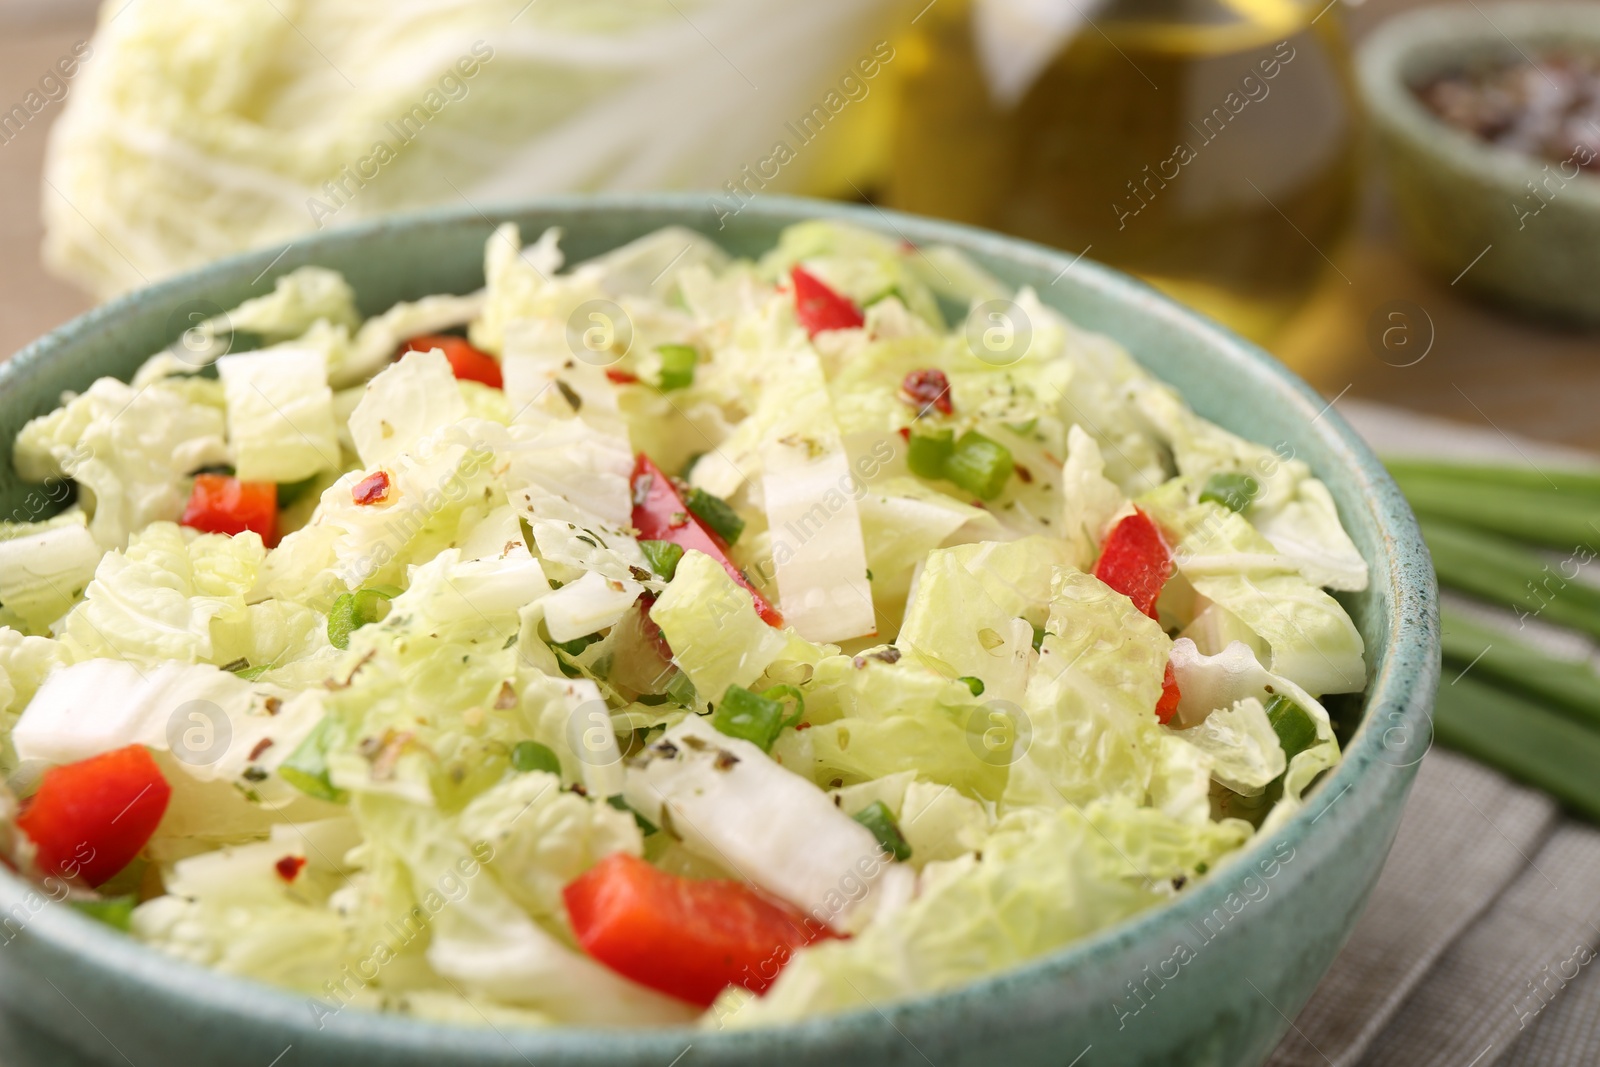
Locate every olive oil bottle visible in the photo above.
<box><xmin>886</xmin><ymin>0</ymin><xmax>1360</xmax><ymax>341</ymax></box>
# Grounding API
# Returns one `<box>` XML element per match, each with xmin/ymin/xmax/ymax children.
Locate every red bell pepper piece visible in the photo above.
<box><xmin>401</xmin><ymin>333</ymin><xmax>503</xmax><ymax>389</ymax></box>
<box><xmin>274</xmin><ymin>855</ymin><xmax>308</xmax><ymax>883</ymax></box>
<box><xmin>564</xmin><ymin>852</ymin><xmax>833</xmax><ymax>1006</ymax></box>
<box><xmin>1093</xmin><ymin>508</ymin><xmax>1173</xmax><ymax>621</ymax></box>
<box><xmin>17</xmin><ymin>745</ymin><xmax>170</xmax><ymax>887</ymax></box>
<box><xmin>790</xmin><ymin>266</ymin><xmax>863</xmax><ymax>337</ymax></box>
<box><xmin>1156</xmin><ymin>662</ymin><xmax>1181</xmax><ymax>725</ymax></box>
<box><xmin>181</xmin><ymin>474</ymin><xmax>278</xmax><ymax>546</ymax></box>
<box><xmin>631</xmin><ymin>454</ymin><xmax>782</xmax><ymax>627</ymax></box>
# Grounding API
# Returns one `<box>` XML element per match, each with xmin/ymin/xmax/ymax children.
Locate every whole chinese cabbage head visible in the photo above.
<box><xmin>43</xmin><ymin>0</ymin><xmax>904</xmax><ymax>298</ymax></box>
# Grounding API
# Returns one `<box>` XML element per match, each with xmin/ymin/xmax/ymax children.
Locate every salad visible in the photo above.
<box><xmin>0</xmin><ymin>219</ymin><xmax>1367</xmax><ymax>1028</ymax></box>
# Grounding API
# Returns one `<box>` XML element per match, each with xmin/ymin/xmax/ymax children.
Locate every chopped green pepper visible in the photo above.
<box><xmin>683</xmin><ymin>486</ymin><xmax>744</xmax><ymax>546</ymax></box>
<box><xmin>1199</xmin><ymin>472</ymin><xmax>1260</xmax><ymax>513</ymax></box>
<box><xmin>1265</xmin><ymin>694</ymin><xmax>1318</xmax><ymax>762</ymax></box>
<box><xmin>279</xmin><ymin>716</ymin><xmax>347</xmax><ymax>803</ymax></box>
<box><xmin>71</xmin><ymin>895</ymin><xmax>136</xmax><ymax>932</ymax></box>
<box><xmin>510</xmin><ymin>740</ymin><xmax>562</xmax><ymax>776</ymax></box>
<box><xmin>655</xmin><ymin>344</ymin><xmax>698</xmax><ymax>391</ymax></box>
<box><xmin>853</xmin><ymin>800</ymin><xmax>912</xmax><ymax>862</ymax></box>
<box><xmin>713</xmin><ymin>684</ymin><xmax>803</xmax><ymax>752</ymax></box>
<box><xmin>907</xmin><ymin>429</ymin><xmax>954</xmax><ymax>481</ymax></box>
<box><xmin>639</xmin><ymin>539</ymin><xmax>685</xmax><ymax>581</ymax></box>
<box><xmin>958</xmin><ymin>675</ymin><xmax>986</xmax><ymax>697</ymax></box>
<box><xmin>327</xmin><ymin>587</ymin><xmax>394</xmax><ymax>650</ymax></box>
<box><xmin>945</xmin><ymin>431</ymin><xmax>1013</xmax><ymax>500</ymax></box>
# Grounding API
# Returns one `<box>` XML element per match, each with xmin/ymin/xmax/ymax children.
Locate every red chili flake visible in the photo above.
<box><xmin>900</xmin><ymin>369</ymin><xmax>953</xmax><ymax>416</ymax></box>
<box><xmin>605</xmin><ymin>369</ymin><xmax>639</xmax><ymax>385</ymax></box>
<box><xmin>1014</xmin><ymin>464</ymin><xmax>1033</xmax><ymax>484</ymax></box>
<box><xmin>274</xmin><ymin>855</ymin><xmax>307</xmax><ymax>882</ymax></box>
<box><xmin>897</xmin><ymin>426</ymin><xmax>911</xmax><ymax>441</ymax></box>
<box><xmin>248</xmin><ymin>738</ymin><xmax>274</xmax><ymax>761</ymax></box>
<box><xmin>352</xmin><ymin>470</ymin><xmax>392</xmax><ymax>506</ymax></box>
<box><xmin>794</xmin><ymin>722</ymin><xmax>812</xmax><ymax>732</ymax></box>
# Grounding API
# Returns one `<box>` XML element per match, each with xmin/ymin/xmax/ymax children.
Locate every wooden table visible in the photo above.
<box><xmin>0</xmin><ymin>5</ymin><xmax>98</xmax><ymax>365</ymax></box>
<box><xmin>2</xmin><ymin>0</ymin><xmax>1596</xmax><ymax>450</ymax></box>
<box><xmin>1281</xmin><ymin>210</ymin><xmax>1600</xmax><ymax>453</ymax></box>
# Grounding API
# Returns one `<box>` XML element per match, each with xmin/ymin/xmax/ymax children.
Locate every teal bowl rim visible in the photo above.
<box><xmin>0</xmin><ymin>192</ymin><xmax>1438</xmax><ymax>1057</ymax></box>
<box><xmin>1357</xmin><ymin>1</ymin><xmax>1600</xmax><ymax>209</ymax></box>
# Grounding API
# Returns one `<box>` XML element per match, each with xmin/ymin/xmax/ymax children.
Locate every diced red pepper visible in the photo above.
<box><xmin>605</xmin><ymin>369</ymin><xmax>640</xmax><ymax>385</ymax></box>
<box><xmin>1156</xmin><ymin>662</ymin><xmax>1181</xmax><ymax>724</ymax></box>
<box><xmin>790</xmin><ymin>266</ymin><xmax>864</xmax><ymax>337</ymax></box>
<box><xmin>564</xmin><ymin>853</ymin><xmax>833</xmax><ymax>1006</ymax></box>
<box><xmin>1093</xmin><ymin>508</ymin><xmax>1173</xmax><ymax>621</ymax></box>
<box><xmin>16</xmin><ymin>746</ymin><xmax>170</xmax><ymax>888</ymax></box>
<box><xmin>900</xmin><ymin>368</ymin><xmax>953</xmax><ymax>416</ymax></box>
<box><xmin>181</xmin><ymin>474</ymin><xmax>278</xmax><ymax>546</ymax></box>
<box><xmin>274</xmin><ymin>855</ymin><xmax>308</xmax><ymax>883</ymax></box>
<box><xmin>352</xmin><ymin>470</ymin><xmax>392</xmax><ymax>506</ymax></box>
<box><xmin>631</xmin><ymin>454</ymin><xmax>782</xmax><ymax>627</ymax></box>
<box><xmin>401</xmin><ymin>334</ymin><xmax>503</xmax><ymax>389</ymax></box>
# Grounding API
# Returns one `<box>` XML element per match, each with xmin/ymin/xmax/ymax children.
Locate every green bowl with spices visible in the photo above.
<box><xmin>1358</xmin><ymin>2</ymin><xmax>1600</xmax><ymax>324</ymax></box>
<box><xmin>0</xmin><ymin>194</ymin><xmax>1437</xmax><ymax>1067</ymax></box>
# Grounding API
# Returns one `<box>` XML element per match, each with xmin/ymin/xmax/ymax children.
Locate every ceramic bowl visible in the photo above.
<box><xmin>0</xmin><ymin>194</ymin><xmax>1439</xmax><ymax>1067</ymax></box>
<box><xmin>1358</xmin><ymin>2</ymin><xmax>1600</xmax><ymax>325</ymax></box>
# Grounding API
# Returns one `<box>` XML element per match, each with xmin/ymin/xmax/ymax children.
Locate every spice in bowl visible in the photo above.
<box><xmin>1413</xmin><ymin>50</ymin><xmax>1600</xmax><ymax>173</ymax></box>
